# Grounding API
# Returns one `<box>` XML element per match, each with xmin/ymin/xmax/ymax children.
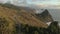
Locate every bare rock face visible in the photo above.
<box><xmin>35</xmin><ymin>9</ymin><xmax>53</xmax><ymax>23</ymax></box>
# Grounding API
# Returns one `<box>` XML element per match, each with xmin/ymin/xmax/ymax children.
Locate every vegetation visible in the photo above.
<box><xmin>0</xmin><ymin>17</ymin><xmax>16</xmax><ymax>34</ymax></box>
<box><xmin>15</xmin><ymin>21</ymin><xmax>60</xmax><ymax>34</ymax></box>
<box><xmin>1</xmin><ymin>20</ymin><xmax>60</xmax><ymax>34</ymax></box>
<box><xmin>0</xmin><ymin>3</ymin><xmax>20</xmax><ymax>10</ymax></box>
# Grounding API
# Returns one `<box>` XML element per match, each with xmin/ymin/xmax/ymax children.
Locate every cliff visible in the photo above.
<box><xmin>35</xmin><ymin>9</ymin><xmax>53</xmax><ymax>23</ymax></box>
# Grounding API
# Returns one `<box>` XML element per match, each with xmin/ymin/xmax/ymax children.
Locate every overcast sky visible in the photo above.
<box><xmin>0</xmin><ymin>0</ymin><xmax>60</xmax><ymax>9</ymax></box>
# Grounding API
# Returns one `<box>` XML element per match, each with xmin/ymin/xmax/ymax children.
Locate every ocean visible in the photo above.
<box><xmin>48</xmin><ymin>9</ymin><xmax>60</xmax><ymax>26</ymax></box>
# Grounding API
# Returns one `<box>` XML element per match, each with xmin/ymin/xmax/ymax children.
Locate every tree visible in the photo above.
<box><xmin>48</xmin><ymin>21</ymin><xmax>60</xmax><ymax>34</ymax></box>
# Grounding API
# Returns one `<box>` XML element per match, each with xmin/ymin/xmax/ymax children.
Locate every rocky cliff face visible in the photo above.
<box><xmin>35</xmin><ymin>9</ymin><xmax>53</xmax><ymax>23</ymax></box>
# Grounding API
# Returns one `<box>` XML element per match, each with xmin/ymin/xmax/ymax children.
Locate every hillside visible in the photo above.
<box><xmin>0</xmin><ymin>4</ymin><xmax>60</xmax><ymax>34</ymax></box>
<box><xmin>0</xmin><ymin>4</ymin><xmax>48</xmax><ymax>34</ymax></box>
<box><xmin>0</xmin><ymin>4</ymin><xmax>48</xmax><ymax>27</ymax></box>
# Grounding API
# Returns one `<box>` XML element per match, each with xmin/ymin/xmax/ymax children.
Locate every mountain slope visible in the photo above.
<box><xmin>0</xmin><ymin>4</ymin><xmax>48</xmax><ymax>34</ymax></box>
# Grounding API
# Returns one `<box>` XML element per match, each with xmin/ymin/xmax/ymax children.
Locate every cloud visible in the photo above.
<box><xmin>0</xmin><ymin>0</ymin><xmax>60</xmax><ymax>9</ymax></box>
<box><xmin>0</xmin><ymin>0</ymin><xmax>8</xmax><ymax>3</ymax></box>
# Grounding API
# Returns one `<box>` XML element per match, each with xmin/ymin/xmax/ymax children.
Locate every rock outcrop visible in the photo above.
<box><xmin>35</xmin><ymin>9</ymin><xmax>53</xmax><ymax>23</ymax></box>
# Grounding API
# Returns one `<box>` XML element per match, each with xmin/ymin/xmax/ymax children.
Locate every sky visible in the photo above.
<box><xmin>0</xmin><ymin>0</ymin><xmax>60</xmax><ymax>9</ymax></box>
<box><xmin>0</xmin><ymin>0</ymin><xmax>59</xmax><ymax>4</ymax></box>
<box><xmin>27</xmin><ymin>0</ymin><xmax>60</xmax><ymax>9</ymax></box>
<box><xmin>28</xmin><ymin>0</ymin><xmax>60</xmax><ymax>5</ymax></box>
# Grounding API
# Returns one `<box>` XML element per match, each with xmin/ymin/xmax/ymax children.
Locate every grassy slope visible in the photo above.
<box><xmin>0</xmin><ymin>4</ymin><xmax>48</xmax><ymax>32</ymax></box>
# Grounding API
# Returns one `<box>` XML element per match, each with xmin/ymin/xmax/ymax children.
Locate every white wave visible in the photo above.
<box><xmin>46</xmin><ymin>22</ymin><xmax>52</xmax><ymax>26</ymax></box>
